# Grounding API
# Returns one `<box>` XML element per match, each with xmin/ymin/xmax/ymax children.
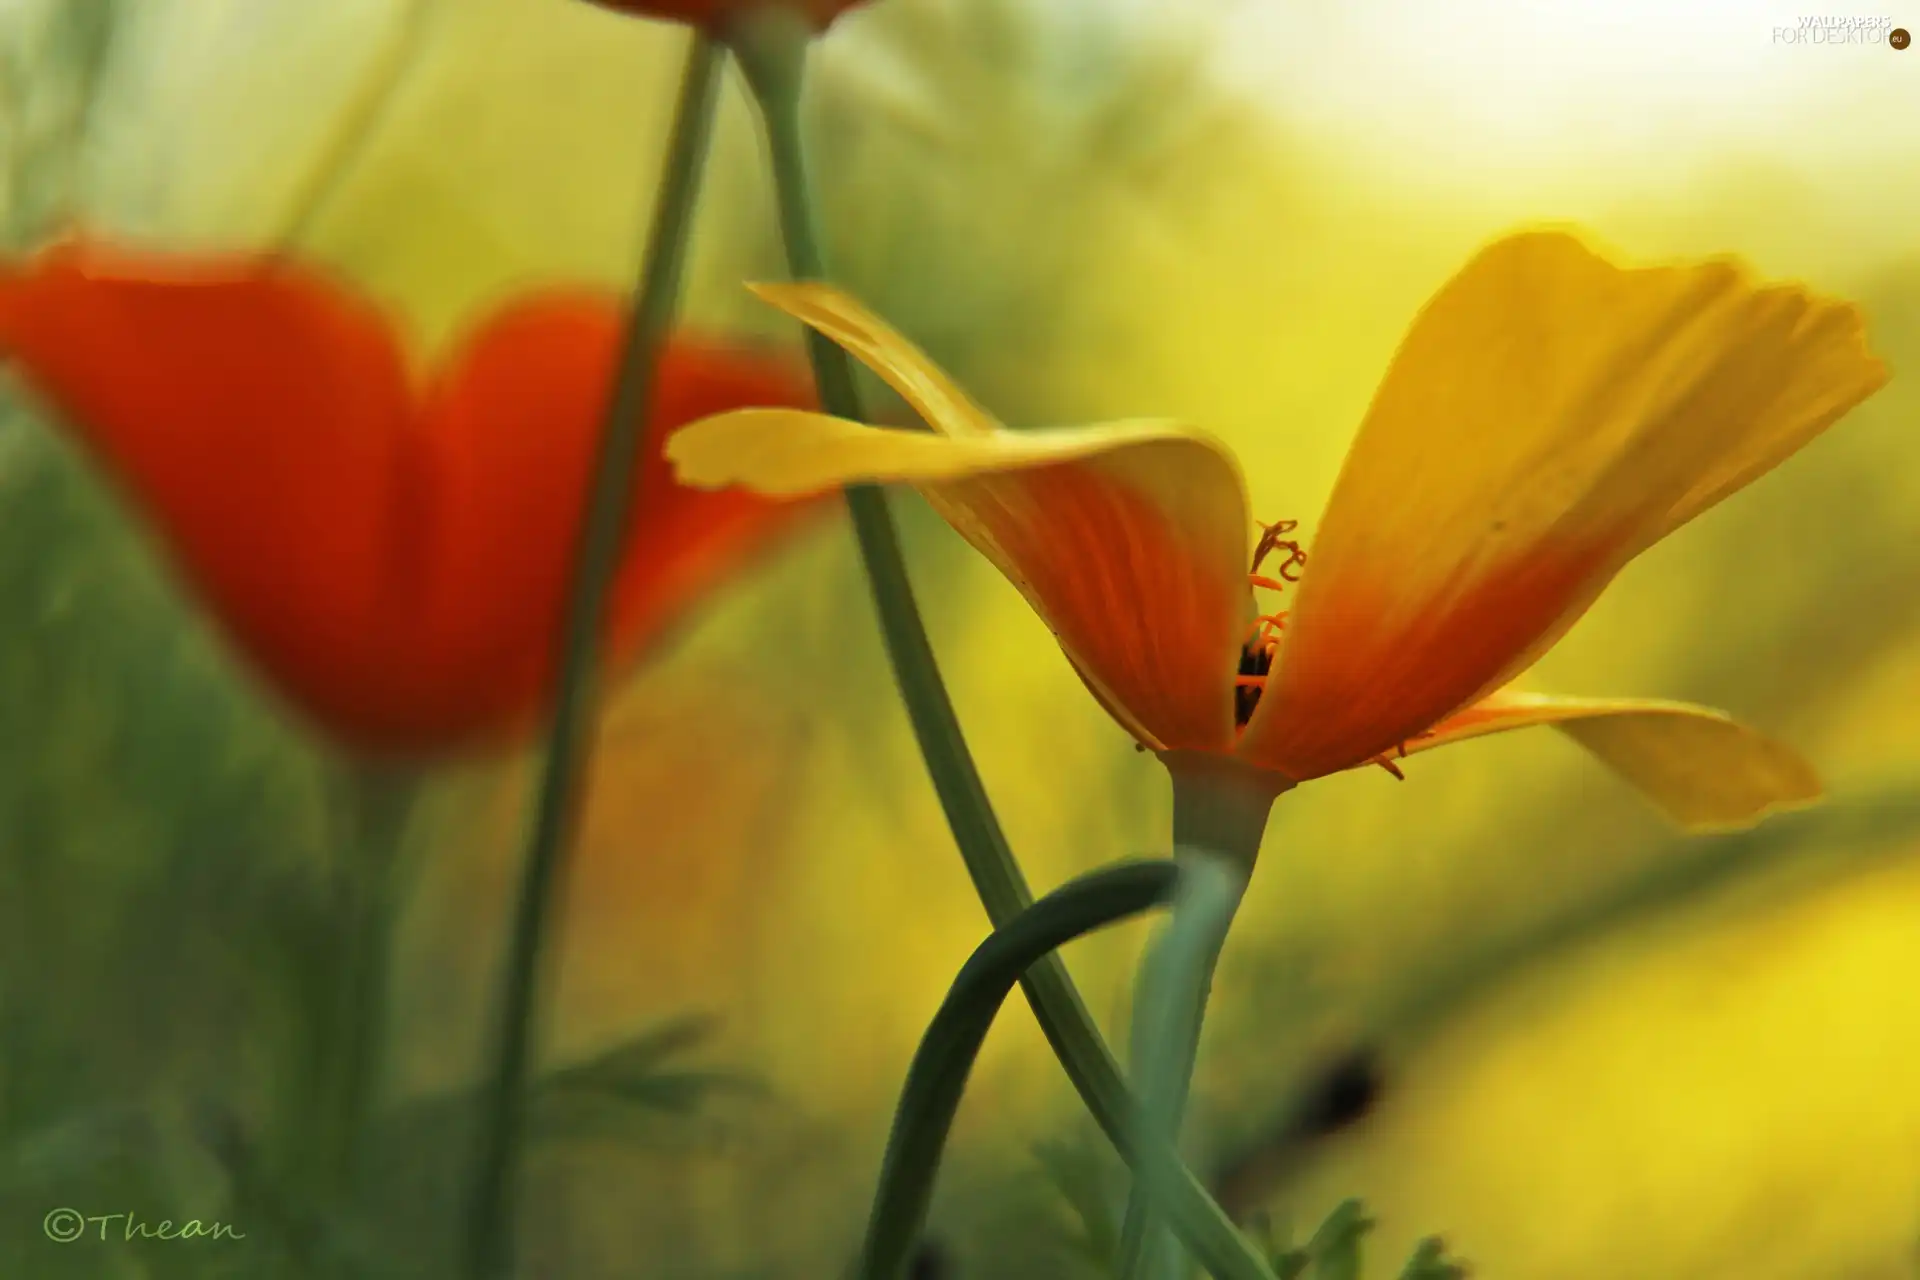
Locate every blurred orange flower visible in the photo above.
<box><xmin>0</xmin><ymin>240</ymin><xmax>826</xmax><ymax>757</ymax></box>
<box><xmin>666</xmin><ymin>230</ymin><xmax>1891</xmax><ymax>829</ymax></box>
<box><xmin>581</xmin><ymin>0</ymin><xmax>868</xmax><ymax>32</ymax></box>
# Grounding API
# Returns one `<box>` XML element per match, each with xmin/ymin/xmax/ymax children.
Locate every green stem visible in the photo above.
<box><xmin>724</xmin><ymin>13</ymin><xmax>1273</xmax><ymax>1274</ymax></box>
<box><xmin>1119</xmin><ymin>753</ymin><xmax>1289</xmax><ymax>1278</ymax></box>
<box><xmin>459</xmin><ymin>32</ymin><xmax>723</xmax><ymax>1280</ymax></box>
<box><xmin>322</xmin><ymin>764</ymin><xmax>426</xmax><ymax>1205</ymax></box>
<box><xmin>1116</xmin><ymin>850</ymin><xmax>1249</xmax><ymax>1280</ymax></box>
<box><xmin>857</xmin><ymin>859</ymin><xmax>1179</xmax><ymax>1280</ymax></box>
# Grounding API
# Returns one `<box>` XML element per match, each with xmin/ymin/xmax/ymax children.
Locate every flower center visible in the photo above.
<box><xmin>1234</xmin><ymin>518</ymin><xmax>1305</xmax><ymax>728</ymax></box>
<box><xmin>1233</xmin><ymin>517</ymin><xmax>1424</xmax><ymax>779</ymax></box>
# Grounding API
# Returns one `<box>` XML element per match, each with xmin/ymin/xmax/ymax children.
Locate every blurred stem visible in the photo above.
<box><xmin>1115</xmin><ymin>850</ymin><xmax>1249</xmax><ymax>1280</ymax></box>
<box><xmin>460</xmin><ymin>32</ymin><xmax>723</xmax><ymax>1280</ymax></box>
<box><xmin>270</xmin><ymin>0</ymin><xmax>437</xmax><ymax>254</ymax></box>
<box><xmin>725</xmin><ymin>11</ymin><xmax>1270</xmax><ymax>1273</ymax></box>
<box><xmin>318</xmin><ymin>764</ymin><xmax>426</xmax><ymax>1226</ymax></box>
<box><xmin>857</xmin><ymin>860</ymin><xmax>1179</xmax><ymax>1280</ymax></box>
<box><xmin>11</xmin><ymin>0</ymin><xmax>121</xmax><ymax>244</ymax></box>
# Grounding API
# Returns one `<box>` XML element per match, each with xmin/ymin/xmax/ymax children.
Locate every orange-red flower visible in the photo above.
<box><xmin>580</xmin><ymin>0</ymin><xmax>869</xmax><ymax>32</ymax></box>
<box><xmin>0</xmin><ymin>240</ymin><xmax>827</xmax><ymax>756</ymax></box>
<box><xmin>665</xmin><ymin>230</ymin><xmax>1891</xmax><ymax>829</ymax></box>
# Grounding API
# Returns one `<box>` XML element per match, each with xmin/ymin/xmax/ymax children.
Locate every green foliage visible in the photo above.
<box><xmin>1238</xmin><ymin>1201</ymin><xmax>1468</xmax><ymax>1280</ymax></box>
<box><xmin>1394</xmin><ymin>1238</ymin><xmax>1470</xmax><ymax>1280</ymax></box>
<box><xmin>535</xmin><ymin>1013</ymin><xmax>768</xmax><ymax>1127</ymax></box>
<box><xmin>1027</xmin><ymin>1122</ymin><xmax>1469</xmax><ymax>1280</ymax></box>
<box><xmin>1031</xmin><ymin>1130</ymin><xmax>1128</xmax><ymax>1272</ymax></box>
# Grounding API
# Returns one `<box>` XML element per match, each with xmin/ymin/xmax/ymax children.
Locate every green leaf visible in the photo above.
<box><xmin>1306</xmin><ymin>1200</ymin><xmax>1372</xmax><ymax>1280</ymax></box>
<box><xmin>377</xmin><ymin>1012</ymin><xmax>765</xmax><ymax>1169</ymax></box>
<box><xmin>1031</xmin><ymin>1131</ymin><xmax>1126</xmax><ymax>1266</ymax></box>
<box><xmin>1243</xmin><ymin>1210</ymin><xmax>1311</xmax><ymax>1279</ymax></box>
<box><xmin>537</xmin><ymin>1013</ymin><xmax>765</xmax><ymax>1114</ymax></box>
<box><xmin>1397</xmin><ymin>1236</ymin><xmax>1470</xmax><ymax>1280</ymax></box>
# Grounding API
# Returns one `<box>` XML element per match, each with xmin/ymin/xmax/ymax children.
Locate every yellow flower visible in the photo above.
<box><xmin>666</xmin><ymin>230</ymin><xmax>1889</xmax><ymax>829</ymax></box>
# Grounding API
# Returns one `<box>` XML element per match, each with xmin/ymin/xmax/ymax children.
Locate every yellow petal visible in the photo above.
<box><xmin>1654</xmin><ymin>297</ymin><xmax>1888</xmax><ymax>536</ymax></box>
<box><xmin>1244</xmin><ymin>229</ymin><xmax>1886</xmax><ymax>780</ymax></box>
<box><xmin>1403</xmin><ymin>689</ymin><xmax>1823</xmax><ymax>831</ymax></box>
<box><xmin>668</xmin><ymin>408</ymin><xmax>1252</xmax><ymax>753</ymax></box>
<box><xmin>745</xmin><ymin>281</ymin><xmax>998</xmax><ymax>437</ymax></box>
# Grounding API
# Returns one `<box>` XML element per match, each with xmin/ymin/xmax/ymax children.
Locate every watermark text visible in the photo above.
<box><xmin>1773</xmin><ymin>15</ymin><xmax>1908</xmax><ymax>45</ymax></box>
<box><xmin>43</xmin><ymin>1207</ymin><xmax>245</xmax><ymax>1244</ymax></box>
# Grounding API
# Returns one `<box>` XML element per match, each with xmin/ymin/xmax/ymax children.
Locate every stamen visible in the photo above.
<box><xmin>1236</xmin><ymin>516</ymin><xmax>1307</xmax><ymax>729</ymax></box>
<box><xmin>1369</xmin><ymin>729</ymin><xmax>1438</xmax><ymax>780</ymax></box>
<box><xmin>1251</xmin><ymin>519</ymin><xmax>1307</xmax><ymax>583</ymax></box>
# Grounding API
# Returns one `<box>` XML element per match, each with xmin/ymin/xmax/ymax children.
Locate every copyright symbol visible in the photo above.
<box><xmin>43</xmin><ymin>1207</ymin><xmax>84</xmax><ymax>1242</ymax></box>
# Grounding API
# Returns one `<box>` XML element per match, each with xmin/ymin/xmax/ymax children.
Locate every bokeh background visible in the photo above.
<box><xmin>1</xmin><ymin>0</ymin><xmax>1916</xmax><ymax>1275</ymax></box>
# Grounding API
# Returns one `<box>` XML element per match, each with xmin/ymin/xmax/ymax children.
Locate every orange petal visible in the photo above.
<box><xmin>669</xmin><ymin>406</ymin><xmax>1250</xmax><ymax>752</ymax></box>
<box><xmin>1244</xmin><ymin>230</ymin><xmax>1886</xmax><ymax>779</ymax></box>
<box><xmin>392</xmin><ymin>302</ymin><xmax>830</xmax><ymax>750</ymax></box>
<box><xmin>0</xmin><ymin>239</ymin><xmax>419</xmax><ymax>736</ymax></box>
<box><xmin>0</xmin><ymin>241</ymin><xmax>825</xmax><ymax>755</ymax></box>
<box><xmin>1402</xmin><ymin>689</ymin><xmax>1822</xmax><ymax>830</ymax></box>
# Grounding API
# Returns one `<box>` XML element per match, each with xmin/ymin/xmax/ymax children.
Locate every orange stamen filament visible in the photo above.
<box><xmin>1358</xmin><ymin>728</ymin><xmax>1440</xmax><ymax>781</ymax></box>
<box><xmin>1370</xmin><ymin>754</ymin><xmax>1407</xmax><ymax>781</ymax></box>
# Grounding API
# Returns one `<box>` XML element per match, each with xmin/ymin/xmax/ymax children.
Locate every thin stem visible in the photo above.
<box><xmin>269</xmin><ymin>0</ymin><xmax>437</xmax><ymax>254</ymax></box>
<box><xmin>857</xmin><ymin>860</ymin><xmax>1179</xmax><ymax>1280</ymax></box>
<box><xmin>725</xmin><ymin>13</ymin><xmax>1269</xmax><ymax>1272</ymax></box>
<box><xmin>459</xmin><ymin>32</ymin><xmax>723</xmax><ymax>1280</ymax></box>
<box><xmin>320</xmin><ymin>764</ymin><xmax>425</xmax><ymax>1204</ymax></box>
<box><xmin>1116</xmin><ymin>849</ymin><xmax>1249</xmax><ymax>1280</ymax></box>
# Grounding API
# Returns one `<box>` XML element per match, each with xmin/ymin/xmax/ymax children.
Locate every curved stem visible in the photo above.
<box><xmin>1116</xmin><ymin>849</ymin><xmax>1249</xmax><ymax>1280</ymax></box>
<box><xmin>459</xmin><ymin>32</ymin><xmax>723</xmax><ymax>1280</ymax></box>
<box><xmin>724</xmin><ymin>14</ymin><xmax>1270</xmax><ymax>1274</ymax></box>
<box><xmin>269</xmin><ymin>0</ymin><xmax>437</xmax><ymax>254</ymax></box>
<box><xmin>857</xmin><ymin>859</ymin><xmax>1179</xmax><ymax>1280</ymax></box>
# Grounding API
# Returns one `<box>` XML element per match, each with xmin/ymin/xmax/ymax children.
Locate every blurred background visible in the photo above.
<box><xmin>0</xmin><ymin>0</ymin><xmax>1915</xmax><ymax>1275</ymax></box>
